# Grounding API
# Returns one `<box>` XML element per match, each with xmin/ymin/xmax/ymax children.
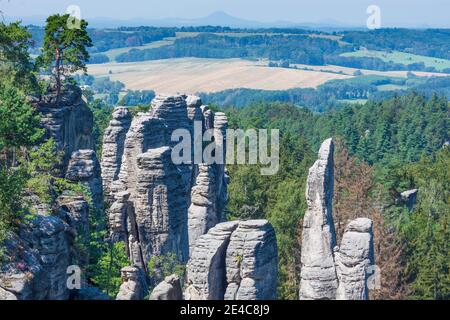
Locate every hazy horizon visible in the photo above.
<box><xmin>1</xmin><ymin>0</ymin><xmax>450</xmax><ymax>28</ymax></box>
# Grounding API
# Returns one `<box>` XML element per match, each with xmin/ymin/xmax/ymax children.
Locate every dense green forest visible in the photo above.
<box><xmin>223</xmin><ymin>95</ymin><xmax>449</xmax><ymax>299</ymax></box>
<box><xmin>200</xmin><ymin>74</ymin><xmax>450</xmax><ymax>110</ymax></box>
<box><xmin>341</xmin><ymin>29</ymin><xmax>450</xmax><ymax>60</ymax></box>
<box><xmin>116</xmin><ymin>33</ymin><xmax>343</xmax><ymax>65</ymax></box>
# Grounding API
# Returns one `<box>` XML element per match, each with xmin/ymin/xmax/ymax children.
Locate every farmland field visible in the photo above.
<box><xmin>87</xmin><ymin>57</ymin><xmax>352</xmax><ymax>94</ymax></box>
<box><xmin>341</xmin><ymin>49</ymin><xmax>450</xmax><ymax>71</ymax></box>
<box><xmin>292</xmin><ymin>63</ymin><xmax>450</xmax><ymax>78</ymax></box>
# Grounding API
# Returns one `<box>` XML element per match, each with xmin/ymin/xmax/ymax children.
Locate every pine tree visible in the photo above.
<box><xmin>37</xmin><ymin>14</ymin><xmax>92</xmax><ymax>102</ymax></box>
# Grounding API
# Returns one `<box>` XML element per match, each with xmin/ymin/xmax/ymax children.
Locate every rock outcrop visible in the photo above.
<box><xmin>149</xmin><ymin>274</ymin><xmax>183</xmax><ymax>300</ymax></box>
<box><xmin>299</xmin><ymin>138</ymin><xmax>374</xmax><ymax>300</ymax></box>
<box><xmin>335</xmin><ymin>218</ymin><xmax>374</xmax><ymax>300</ymax></box>
<box><xmin>185</xmin><ymin>221</ymin><xmax>239</xmax><ymax>300</ymax></box>
<box><xmin>116</xmin><ymin>266</ymin><xmax>148</xmax><ymax>300</ymax></box>
<box><xmin>299</xmin><ymin>138</ymin><xmax>338</xmax><ymax>300</ymax></box>
<box><xmin>185</xmin><ymin>220</ymin><xmax>277</xmax><ymax>300</ymax></box>
<box><xmin>188</xmin><ymin>164</ymin><xmax>220</xmax><ymax>251</ymax></box>
<box><xmin>400</xmin><ymin>189</ymin><xmax>418</xmax><ymax>212</ymax></box>
<box><xmin>0</xmin><ymin>215</ymin><xmax>75</xmax><ymax>300</ymax></box>
<box><xmin>66</xmin><ymin>149</ymin><xmax>103</xmax><ymax>212</ymax></box>
<box><xmin>132</xmin><ymin>147</ymin><xmax>189</xmax><ymax>264</ymax></box>
<box><xmin>103</xmin><ymin>95</ymin><xmax>229</xmax><ymax>270</ymax></box>
<box><xmin>1</xmin><ymin>85</ymin><xmax>103</xmax><ymax>301</ymax></box>
<box><xmin>56</xmin><ymin>195</ymin><xmax>90</xmax><ymax>265</ymax></box>
<box><xmin>57</xmin><ymin>195</ymin><xmax>90</xmax><ymax>242</ymax></box>
<box><xmin>32</xmin><ymin>85</ymin><xmax>94</xmax><ymax>173</ymax></box>
<box><xmin>100</xmin><ymin>107</ymin><xmax>132</xmax><ymax>204</ymax></box>
<box><xmin>224</xmin><ymin>220</ymin><xmax>278</xmax><ymax>300</ymax></box>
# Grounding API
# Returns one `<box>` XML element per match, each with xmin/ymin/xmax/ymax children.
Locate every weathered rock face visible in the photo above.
<box><xmin>116</xmin><ymin>266</ymin><xmax>148</xmax><ymax>300</ymax></box>
<box><xmin>103</xmin><ymin>95</ymin><xmax>229</xmax><ymax>270</ymax></box>
<box><xmin>108</xmin><ymin>191</ymin><xmax>131</xmax><ymax>243</ymax></box>
<box><xmin>101</xmin><ymin>107</ymin><xmax>132</xmax><ymax>204</ymax></box>
<box><xmin>224</xmin><ymin>220</ymin><xmax>278</xmax><ymax>300</ymax></box>
<box><xmin>335</xmin><ymin>218</ymin><xmax>374</xmax><ymax>300</ymax></box>
<box><xmin>57</xmin><ymin>195</ymin><xmax>89</xmax><ymax>239</ymax></box>
<box><xmin>150</xmin><ymin>95</ymin><xmax>191</xmax><ymax>146</ymax></box>
<box><xmin>213</xmin><ymin>112</ymin><xmax>229</xmax><ymax>219</ymax></box>
<box><xmin>185</xmin><ymin>220</ymin><xmax>277</xmax><ymax>301</ymax></box>
<box><xmin>299</xmin><ymin>138</ymin><xmax>375</xmax><ymax>300</ymax></box>
<box><xmin>66</xmin><ymin>149</ymin><xmax>103</xmax><ymax>213</ymax></box>
<box><xmin>133</xmin><ymin>147</ymin><xmax>189</xmax><ymax>264</ymax></box>
<box><xmin>112</xmin><ymin>114</ymin><xmax>168</xmax><ymax>199</ymax></box>
<box><xmin>188</xmin><ymin>164</ymin><xmax>220</xmax><ymax>251</ymax></box>
<box><xmin>400</xmin><ymin>189</ymin><xmax>418</xmax><ymax>212</ymax></box>
<box><xmin>56</xmin><ymin>195</ymin><xmax>90</xmax><ymax>265</ymax></box>
<box><xmin>185</xmin><ymin>108</ymin><xmax>229</xmax><ymax>251</ymax></box>
<box><xmin>149</xmin><ymin>274</ymin><xmax>183</xmax><ymax>300</ymax></box>
<box><xmin>185</xmin><ymin>221</ymin><xmax>239</xmax><ymax>300</ymax></box>
<box><xmin>299</xmin><ymin>138</ymin><xmax>338</xmax><ymax>300</ymax></box>
<box><xmin>1</xmin><ymin>86</ymin><xmax>104</xmax><ymax>301</ymax></box>
<box><xmin>32</xmin><ymin>85</ymin><xmax>94</xmax><ymax>172</ymax></box>
<box><xmin>201</xmin><ymin>106</ymin><xmax>214</xmax><ymax>130</ymax></box>
<box><xmin>0</xmin><ymin>215</ymin><xmax>75</xmax><ymax>300</ymax></box>
<box><xmin>106</xmin><ymin>112</ymin><xmax>172</xmax><ymax>269</ymax></box>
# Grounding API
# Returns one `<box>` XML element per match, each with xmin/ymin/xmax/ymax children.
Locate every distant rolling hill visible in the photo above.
<box><xmin>6</xmin><ymin>11</ymin><xmax>361</xmax><ymax>30</ymax></box>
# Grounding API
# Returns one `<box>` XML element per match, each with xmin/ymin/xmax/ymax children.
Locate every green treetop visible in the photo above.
<box><xmin>0</xmin><ymin>22</ymin><xmax>37</xmax><ymax>91</ymax></box>
<box><xmin>37</xmin><ymin>14</ymin><xmax>92</xmax><ymax>102</ymax></box>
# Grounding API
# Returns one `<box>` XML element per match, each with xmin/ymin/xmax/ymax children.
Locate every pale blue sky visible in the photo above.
<box><xmin>1</xmin><ymin>0</ymin><xmax>449</xmax><ymax>27</ymax></box>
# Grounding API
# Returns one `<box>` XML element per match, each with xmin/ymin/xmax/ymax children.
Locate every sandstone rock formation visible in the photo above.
<box><xmin>299</xmin><ymin>138</ymin><xmax>338</xmax><ymax>300</ymax></box>
<box><xmin>149</xmin><ymin>274</ymin><xmax>183</xmax><ymax>300</ymax></box>
<box><xmin>103</xmin><ymin>95</ymin><xmax>229</xmax><ymax>270</ymax></box>
<box><xmin>101</xmin><ymin>107</ymin><xmax>132</xmax><ymax>204</ymax></box>
<box><xmin>185</xmin><ymin>220</ymin><xmax>277</xmax><ymax>301</ymax></box>
<box><xmin>1</xmin><ymin>89</ymin><xmax>232</xmax><ymax>300</ymax></box>
<box><xmin>116</xmin><ymin>266</ymin><xmax>148</xmax><ymax>300</ymax></box>
<box><xmin>0</xmin><ymin>85</ymin><xmax>105</xmax><ymax>300</ymax></box>
<box><xmin>185</xmin><ymin>221</ymin><xmax>239</xmax><ymax>300</ymax></box>
<box><xmin>0</xmin><ymin>215</ymin><xmax>74</xmax><ymax>300</ymax></box>
<box><xmin>400</xmin><ymin>189</ymin><xmax>418</xmax><ymax>212</ymax></box>
<box><xmin>188</xmin><ymin>164</ymin><xmax>220</xmax><ymax>251</ymax></box>
<box><xmin>66</xmin><ymin>149</ymin><xmax>103</xmax><ymax>212</ymax></box>
<box><xmin>57</xmin><ymin>195</ymin><xmax>90</xmax><ymax>242</ymax></box>
<box><xmin>335</xmin><ymin>218</ymin><xmax>374</xmax><ymax>300</ymax></box>
<box><xmin>56</xmin><ymin>195</ymin><xmax>90</xmax><ymax>265</ymax></box>
<box><xmin>31</xmin><ymin>85</ymin><xmax>94</xmax><ymax>173</ymax></box>
<box><xmin>133</xmin><ymin>146</ymin><xmax>189</xmax><ymax>264</ymax></box>
<box><xmin>299</xmin><ymin>138</ymin><xmax>375</xmax><ymax>300</ymax></box>
<box><xmin>224</xmin><ymin>220</ymin><xmax>278</xmax><ymax>300</ymax></box>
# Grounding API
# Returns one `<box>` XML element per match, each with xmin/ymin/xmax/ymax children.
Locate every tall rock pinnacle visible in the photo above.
<box><xmin>299</xmin><ymin>138</ymin><xmax>338</xmax><ymax>300</ymax></box>
<box><xmin>299</xmin><ymin>138</ymin><xmax>375</xmax><ymax>300</ymax></box>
